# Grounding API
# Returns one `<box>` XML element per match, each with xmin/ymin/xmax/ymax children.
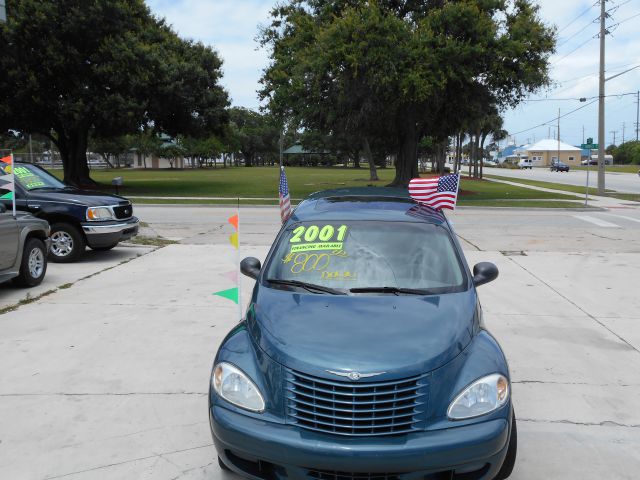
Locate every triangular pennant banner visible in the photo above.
<box><xmin>228</xmin><ymin>214</ymin><xmax>238</xmax><ymax>230</ymax></box>
<box><xmin>0</xmin><ymin>175</ymin><xmax>14</xmax><ymax>191</ymax></box>
<box><xmin>0</xmin><ymin>191</ymin><xmax>14</xmax><ymax>199</ymax></box>
<box><xmin>0</xmin><ymin>155</ymin><xmax>12</xmax><ymax>164</ymax></box>
<box><xmin>213</xmin><ymin>287</ymin><xmax>239</xmax><ymax>304</ymax></box>
<box><xmin>229</xmin><ymin>232</ymin><xmax>238</xmax><ymax>249</ymax></box>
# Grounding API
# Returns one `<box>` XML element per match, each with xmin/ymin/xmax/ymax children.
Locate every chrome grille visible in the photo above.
<box><xmin>285</xmin><ymin>369</ymin><xmax>428</xmax><ymax>436</ymax></box>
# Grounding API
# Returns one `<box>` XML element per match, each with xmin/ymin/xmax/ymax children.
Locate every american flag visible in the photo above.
<box><xmin>279</xmin><ymin>166</ymin><xmax>291</xmax><ymax>223</ymax></box>
<box><xmin>408</xmin><ymin>173</ymin><xmax>460</xmax><ymax>210</ymax></box>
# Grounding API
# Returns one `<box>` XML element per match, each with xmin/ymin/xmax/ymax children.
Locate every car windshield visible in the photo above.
<box><xmin>5</xmin><ymin>164</ymin><xmax>67</xmax><ymax>191</ymax></box>
<box><xmin>265</xmin><ymin>221</ymin><xmax>467</xmax><ymax>294</ymax></box>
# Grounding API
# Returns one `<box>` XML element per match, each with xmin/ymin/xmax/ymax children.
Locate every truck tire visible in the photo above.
<box><xmin>13</xmin><ymin>237</ymin><xmax>48</xmax><ymax>287</ymax></box>
<box><xmin>50</xmin><ymin>222</ymin><xmax>86</xmax><ymax>263</ymax></box>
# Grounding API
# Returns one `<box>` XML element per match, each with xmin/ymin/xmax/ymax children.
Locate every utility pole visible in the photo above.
<box><xmin>622</xmin><ymin>122</ymin><xmax>625</xmax><ymax>145</ymax></box>
<box><xmin>582</xmin><ymin>125</ymin><xmax>585</xmax><ymax>144</ymax></box>
<box><xmin>557</xmin><ymin>108</ymin><xmax>561</xmax><ymax>165</ymax></box>
<box><xmin>636</xmin><ymin>90</ymin><xmax>640</xmax><ymax>142</ymax></box>
<box><xmin>596</xmin><ymin>0</ymin><xmax>606</xmax><ymax>195</ymax></box>
<box><xmin>610</xmin><ymin>130</ymin><xmax>616</xmax><ymax>146</ymax></box>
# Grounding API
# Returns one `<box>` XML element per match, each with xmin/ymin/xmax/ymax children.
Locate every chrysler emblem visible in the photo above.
<box><xmin>326</xmin><ymin>370</ymin><xmax>386</xmax><ymax>381</ymax></box>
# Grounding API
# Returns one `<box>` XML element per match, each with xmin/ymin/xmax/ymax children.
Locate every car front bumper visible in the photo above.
<box><xmin>210</xmin><ymin>404</ymin><xmax>511</xmax><ymax>480</ymax></box>
<box><xmin>81</xmin><ymin>217</ymin><xmax>139</xmax><ymax>247</ymax></box>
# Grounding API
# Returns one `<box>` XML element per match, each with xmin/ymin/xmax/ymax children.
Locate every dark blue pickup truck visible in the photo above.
<box><xmin>1</xmin><ymin>163</ymin><xmax>138</xmax><ymax>262</ymax></box>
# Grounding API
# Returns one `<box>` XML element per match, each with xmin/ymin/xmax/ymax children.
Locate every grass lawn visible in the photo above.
<box><xmin>49</xmin><ymin>166</ymin><xmax>583</xmax><ymax>207</ymax></box>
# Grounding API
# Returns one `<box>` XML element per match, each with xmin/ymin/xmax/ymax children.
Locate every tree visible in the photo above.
<box><xmin>127</xmin><ymin>130</ymin><xmax>163</xmax><ymax>169</ymax></box>
<box><xmin>90</xmin><ymin>135</ymin><xmax>130</xmax><ymax>168</ymax></box>
<box><xmin>260</xmin><ymin>0</ymin><xmax>555</xmax><ymax>186</ymax></box>
<box><xmin>612</xmin><ymin>141</ymin><xmax>640</xmax><ymax>165</ymax></box>
<box><xmin>0</xmin><ymin>0</ymin><xmax>228</xmax><ymax>185</ymax></box>
<box><xmin>229</xmin><ymin>108</ymin><xmax>280</xmax><ymax>167</ymax></box>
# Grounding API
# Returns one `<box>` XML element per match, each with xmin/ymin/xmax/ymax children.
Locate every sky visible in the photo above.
<box><xmin>146</xmin><ymin>0</ymin><xmax>640</xmax><ymax>148</ymax></box>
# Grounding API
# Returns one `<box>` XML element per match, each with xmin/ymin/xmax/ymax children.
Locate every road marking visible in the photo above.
<box><xmin>573</xmin><ymin>215</ymin><xmax>621</xmax><ymax>228</ymax></box>
<box><xmin>602</xmin><ymin>213</ymin><xmax>640</xmax><ymax>224</ymax></box>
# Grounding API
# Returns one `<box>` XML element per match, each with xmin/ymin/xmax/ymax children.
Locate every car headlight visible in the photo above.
<box><xmin>86</xmin><ymin>207</ymin><xmax>114</xmax><ymax>221</ymax></box>
<box><xmin>212</xmin><ymin>362</ymin><xmax>265</xmax><ymax>413</ymax></box>
<box><xmin>447</xmin><ymin>374</ymin><xmax>509</xmax><ymax>420</ymax></box>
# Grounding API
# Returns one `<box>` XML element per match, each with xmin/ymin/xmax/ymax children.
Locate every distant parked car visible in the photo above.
<box><xmin>0</xmin><ymin>163</ymin><xmax>138</xmax><ymax>263</ymax></box>
<box><xmin>517</xmin><ymin>158</ymin><xmax>533</xmax><ymax>169</ymax></box>
<box><xmin>0</xmin><ymin>203</ymin><xmax>50</xmax><ymax>287</ymax></box>
<box><xmin>550</xmin><ymin>161</ymin><xmax>570</xmax><ymax>172</ymax></box>
<box><xmin>580</xmin><ymin>159</ymin><xmax>598</xmax><ymax>166</ymax></box>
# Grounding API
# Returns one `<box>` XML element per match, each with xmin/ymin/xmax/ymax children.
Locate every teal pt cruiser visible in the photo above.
<box><xmin>209</xmin><ymin>188</ymin><xmax>516</xmax><ymax>480</ymax></box>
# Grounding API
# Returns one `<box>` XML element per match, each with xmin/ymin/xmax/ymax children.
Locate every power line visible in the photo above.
<box><xmin>509</xmin><ymin>99</ymin><xmax>598</xmax><ymax>136</ymax></box>
<box><xmin>552</xmin><ymin>36</ymin><xmax>596</xmax><ymax>65</ymax></box>
<box><xmin>523</xmin><ymin>90</ymin><xmax>639</xmax><ymax>103</ymax></box>
<box><xmin>557</xmin><ymin>1</ymin><xmax>599</xmax><ymax>34</ymax></box>
<box><xmin>556</xmin><ymin>15</ymin><xmax>599</xmax><ymax>49</ymax></box>
<box><xmin>609</xmin><ymin>10</ymin><xmax>640</xmax><ymax>28</ymax></box>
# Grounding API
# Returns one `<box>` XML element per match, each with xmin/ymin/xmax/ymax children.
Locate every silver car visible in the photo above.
<box><xmin>0</xmin><ymin>203</ymin><xmax>51</xmax><ymax>287</ymax></box>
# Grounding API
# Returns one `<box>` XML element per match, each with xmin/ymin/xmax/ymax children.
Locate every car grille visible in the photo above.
<box><xmin>113</xmin><ymin>204</ymin><xmax>133</xmax><ymax>219</ymax></box>
<box><xmin>285</xmin><ymin>369</ymin><xmax>428</xmax><ymax>437</ymax></box>
<box><xmin>308</xmin><ymin>470</ymin><xmax>400</xmax><ymax>480</ymax></box>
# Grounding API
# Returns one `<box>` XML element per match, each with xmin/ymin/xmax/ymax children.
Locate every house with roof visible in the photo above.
<box><xmin>498</xmin><ymin>144</ymin><xmax>528</xmax><ymax>164</ymax></box>
<box><xmin>525</xmin><ymin>139</ymin><xmax>582</xmax><ymax>167</ymax></box>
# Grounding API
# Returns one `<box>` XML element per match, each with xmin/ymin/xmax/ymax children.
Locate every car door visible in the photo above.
<box><xmin>0</xmin><ymin>205</ymin><xmax>19</xmax><ymax>269</ymax></box>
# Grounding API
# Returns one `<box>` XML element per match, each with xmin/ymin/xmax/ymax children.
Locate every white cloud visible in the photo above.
<box><xmin>146</xmin><ymin>0</ymin><xmax>274</xmax><ymax>109</ymax></box>
<box><xmin>146</xmin><ymin>0</ymin><xmax>640</xmax><ymax>143</ymax></box>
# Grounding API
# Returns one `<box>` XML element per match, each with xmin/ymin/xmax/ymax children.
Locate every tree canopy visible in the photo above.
<box><xmin>259</xmin><ymin>0</ymin><xmax>556</xmax><ymax>186</ymax></box>
<box><xmin>0</xmin><ymin>0</ymin><xmax>229</xmax><ymax>185</ymax></box>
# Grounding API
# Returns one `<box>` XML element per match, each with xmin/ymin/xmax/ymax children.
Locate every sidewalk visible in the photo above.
<box><xmin>485</xmin><ymin>177</ymin><xmax>640</xmax><ymax>209</ymax></box>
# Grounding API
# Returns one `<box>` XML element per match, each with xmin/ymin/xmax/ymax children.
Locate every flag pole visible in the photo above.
<box><xmin>236</xmin><ymin>197</ymin><xmax>242</xmax><ymax>322</ymax></box>
<box><xmin>11</xmin><ymin>153</ymin><xmax>16</xmax><ymax>217</ymax></box>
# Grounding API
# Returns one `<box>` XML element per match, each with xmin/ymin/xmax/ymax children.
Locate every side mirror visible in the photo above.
<box><xmin>0</xmin><ymin>203</ymin><xmax>6</xmax><ymax>214</ymax></box>
<box><xmin>240</xmin><ymin>257</ymin><xmax>261</xmax><ymax>280</ymax></box>
<box><xmin>473</xmin><ymin>262</ymin><xmax>498</xmax><ymax>287</ymax></box>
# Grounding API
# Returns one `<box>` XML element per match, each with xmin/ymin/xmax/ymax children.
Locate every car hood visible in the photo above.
<box><xmin>246</xmin><ymin>287</ymin><xmax>477</xmax><ymax>380</ymax></box>
<box><xmin>26</xmin><ymin>188</ymin><xmax>129</xmax><ymax>207</ymax></box>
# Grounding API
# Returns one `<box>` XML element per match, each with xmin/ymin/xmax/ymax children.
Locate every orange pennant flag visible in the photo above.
<box><xmin>228</xmin><ymin>214</ymin><xmax>238</xmax><ymax>230</ymax></box>
<box><xmin>0</xmin><ymin>156</ymin><xmax>11</xmax><ymax>164</ymax></box>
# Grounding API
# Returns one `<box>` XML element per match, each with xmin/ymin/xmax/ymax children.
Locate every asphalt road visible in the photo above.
<box><xmin>483</xmin><ymin>166</ymin><xmax>640</xmax><ymax>194</ymax></box>
<box><xmin>1</xmin><ymin>204</ymin><xmax>639</xmax><ymax>479</ymax></box>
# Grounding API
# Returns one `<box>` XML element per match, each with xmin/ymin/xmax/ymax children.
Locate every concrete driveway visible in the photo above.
<box><xmin>0</xmin><ymin>205</ymin><xmax>639</xmax><ymax>479</ymax></box>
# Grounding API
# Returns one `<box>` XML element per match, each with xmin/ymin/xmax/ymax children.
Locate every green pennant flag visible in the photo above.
<box><xmin>0</xmin><ymin>191</ymin><xmax>13</xmax><ymax>199</ymax></box>
<box><xmin>213</xmin><ymin>287</ymin><xmax>239</xmax><ymax>304</ymax></box>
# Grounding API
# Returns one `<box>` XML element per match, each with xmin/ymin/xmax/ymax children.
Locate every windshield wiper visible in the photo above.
<box><xmin>349</xmin><ymin>286</ymin><xmax>437</xmax><ymax>295</ymax></box>
<box><xmin>266</xmin><ymin>278</ymin><xmax>346</xmax><ymax>295</ymax></box>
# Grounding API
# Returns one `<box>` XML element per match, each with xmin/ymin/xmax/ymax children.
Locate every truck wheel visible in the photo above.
<box><xmin>493</xmin><ymin>411</ymin><xmax>517</xmax><ymax>480</ymax></box>
<box><xmin>90</xmin><ymin>243</ymin><xmax>118</xmax><ymax>251</ymax></box>
<box><xmin>50</xmin><ymin>223</ymin><xmax>85</xmax><ymax>263</ymax></box>
<box><xmin>13</xmin><ymin>237</ymin><xmax>48</xmax><ymax>287</ymax></box>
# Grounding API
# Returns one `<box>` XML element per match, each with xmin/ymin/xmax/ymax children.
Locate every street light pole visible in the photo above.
<box><xmin>636</xmin><ymin>91</ymin><xmax>639</xmax><ymax>142</ymax></box>
<box><xmin>557</xmin><ymin>108</ymin><xmax>560</xmax><ymax>165</ymax></box>
<box><xmin>596</xmin><ymin>0</ymin><xmax>606</xmax><ymax>195</ymax></box>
